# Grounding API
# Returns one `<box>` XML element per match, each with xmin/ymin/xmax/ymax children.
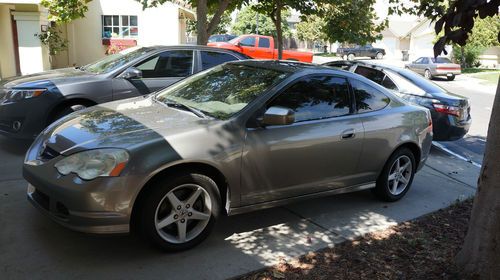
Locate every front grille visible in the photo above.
<box><xmin>39</xmin><ymin>145</ymin><xmax>60</xmax><ymax>161</ymax></box>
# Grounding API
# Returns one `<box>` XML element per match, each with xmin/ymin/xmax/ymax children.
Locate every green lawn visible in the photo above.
<box><xmin>462</xmin><ymin>68</ymin><xmax>500</xmax><ymax>74</ymax></box>
<box><xmin>468</xmin><ymin>72</ymin><xmax>500</xmax><ymax>85</ymax></box>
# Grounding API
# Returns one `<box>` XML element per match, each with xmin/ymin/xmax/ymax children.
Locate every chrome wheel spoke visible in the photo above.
<box><xmin>388</xmin><ymin>173</ymin><xmax>397</xmax><ymax>181</ymax></box>
<box><xmin>400</xmin><ymin>161</ymin><xmax>410</xmax><ymax>173</ymax></box>
<box><xmin>177</xmin><ymin>221</ymin><xmax>187</xmax><ymax>242</ymax></box>
<box><xmin>157</xmin><ymin>212</ymin><xmax>176</xmax><ymax>229</ymax></box>
<box><xmin>400</xmin><ymin>175</ymin><xmax>409</xmax><ymax>185</ymax></box>
<box><xmin>166</xmin><ymin>192</ymin><xmax>182</xmax><ymax>208</ymax></box>
<box><xmin>185</xmin><ymin>187</ymin><xmax>203</xmax><ymax>207</ymax></box>
<box><xmin>392</xmin><ymin>179</ymin><xmax>399</xmax><ymax>193</ymax></box>
<box><xmin>189</xmin><ymin>209</ymin><xmax>210</xmax><ymax>221</ymax></box>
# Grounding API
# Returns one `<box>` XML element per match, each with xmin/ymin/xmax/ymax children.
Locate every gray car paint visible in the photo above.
<box><xmin>0</xmin><ymin>46</ymin><xmax>247</xmax><ymax>139</ymax></box>
<box><xmin>23</xmin><ymin>61</ymin><xmax>433</xmax><ymax>234</ymax></box>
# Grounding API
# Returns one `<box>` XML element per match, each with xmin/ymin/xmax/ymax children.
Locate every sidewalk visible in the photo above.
<box><xmin>0</xmin><ymin>149</ymin><xmax>479</xmax><ymax>280</ymax></box>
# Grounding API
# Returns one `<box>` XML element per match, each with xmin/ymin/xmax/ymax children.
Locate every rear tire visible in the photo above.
<box><xmin>447</xmin><ymin>75</ymin><xmax>455</xmax><ymax>81</ymax></box>
<box><xmin>424</xmin><ymin>69</ymin><xmax>433</xmax><ymax>80</ymax></box>
<box><xmin>139</xmin><ymin>172</ymin><xmax>221</xmax><ymax>251</ymax></box>
<box><xmin>347</xmin><ymin>53</ymin><xmax>355</xmax><ymax>61</ymax></box>
<box><xmin>373</xmin><ymin>148</ymin><xmax>416</xmax><ymax>202</ymax></box>
<box><xmin>376</xmin><ymin>52</ymin><xmax>384</xmax><ymax>59</ymax></box>
<box><xmin>342</xmin><ymin>55</ymin><xmax>348</xmax><ymax>60</ymax></box>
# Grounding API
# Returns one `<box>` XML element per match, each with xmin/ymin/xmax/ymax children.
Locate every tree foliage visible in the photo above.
<box><xmin>231</xmin><ymin>5</ymin><xmax>291</xmax><ymax>38</ymax></box>
<box><xmin>187</xmin><ymin>11</ymin><xmax>232</xmax><ymax>35</ymax></box>
<box><xmin>295</xmin><ymin>15</ymin><xmax>326</xmax><ymax>44</ymax></box>
<box><xmin>251</xmin><ymin>0</ymin><xmax>322</xmax><ymax>59</ymax></box>
<box><xmin>322</xmin><ymin>0</ymin><xmax>387</xmax><ymax>45</ymax></box>
<box><xmin>138</xmin><ymin>0</ymin><xmax>245</xmax><ymax>45</ymax></box>
<box><xmin>41</xmin><ymin>0</ymin><xmax>93</xmax><ymax>23</ymax></box>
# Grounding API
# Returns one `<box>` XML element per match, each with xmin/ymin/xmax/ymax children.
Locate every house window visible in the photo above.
<box><xmin>102</xmin><ymin>15</ymin><xmax>138</xmax><ymax>38</ymax></box>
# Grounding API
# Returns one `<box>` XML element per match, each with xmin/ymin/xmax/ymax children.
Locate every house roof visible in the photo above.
<box><xmin>383</xmin><ymin>18</ymin><xmax>432</xmax><ymax>38</ymax></box>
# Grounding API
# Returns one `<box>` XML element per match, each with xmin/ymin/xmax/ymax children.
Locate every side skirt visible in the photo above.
<box><xmin>228</xmin><ymin>182</ymin><xmax>376</xmax><ymax>216</ymax></box>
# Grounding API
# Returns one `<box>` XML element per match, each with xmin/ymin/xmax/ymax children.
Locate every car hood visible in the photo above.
<box><xmin>0</xmin><ymin>68</ymin><xmax>97</xmax><ymax>89</ymax></box>
<box><xmin>40</xmin><ymin>96</ymin><xmax>215</xmax><ymax>155</ymax></box>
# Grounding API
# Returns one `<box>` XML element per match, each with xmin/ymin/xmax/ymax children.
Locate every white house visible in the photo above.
<box><xmin>0</xmin><ymin>0</ymin><xmax>194</xmax><ymax>79</ymax></box>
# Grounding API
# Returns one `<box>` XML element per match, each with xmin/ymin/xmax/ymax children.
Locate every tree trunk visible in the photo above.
<box><xmin>271</xmin><ymin>1</ymin><xmax>283</xmax><ymax>59</ymax></box>
<box><xmin>196</xmin><ymin>0</ymin><xmax>208</xmax><ymax>45</ymax></box>
<box><xmin>456</xmin><ymin>81</ymin><xmax>500</xmax><ymax>278</ymax></box>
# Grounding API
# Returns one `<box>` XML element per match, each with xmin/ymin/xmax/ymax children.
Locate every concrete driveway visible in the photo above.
<box><xmin>0</xmin><ymin>133</ymin><xmax>480</xmax><ymax>280</ymax></box>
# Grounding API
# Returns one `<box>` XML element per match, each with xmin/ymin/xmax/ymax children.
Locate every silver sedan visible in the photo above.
<box><xmin>405</xmin><ymin>56</ymin><xmax>461</xmax><ymax>81</ymax></box>
<box><xmin>23</xmin><ymin>60</ymin><xmax>433</xmax><ymax>251</ymax></box>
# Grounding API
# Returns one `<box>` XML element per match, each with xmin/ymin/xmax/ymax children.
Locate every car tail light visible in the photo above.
<box><xmin>433</xmin><ymin>103</ymin><xmax>461</xmax><ymax>117</ymax></box>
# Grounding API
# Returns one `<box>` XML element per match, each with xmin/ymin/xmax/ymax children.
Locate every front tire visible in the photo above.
<box><xmin>373</xmin><ymin>148</ymin><xmax>416</xmax><ymax>202</ymax></box>
<box><xmin>49</xmin><ymin>104</ymin><xmax>88</xmax><ymax>123</ymax></box>
<box><xmin>139</xmin><ymin>172</ymin><xmax>221</xmax><ymax>251</ymax></box>
<box><xmin>447</xmin><ymin>75</ymin><xmax>455</xmax><ymax>81</ymax></box>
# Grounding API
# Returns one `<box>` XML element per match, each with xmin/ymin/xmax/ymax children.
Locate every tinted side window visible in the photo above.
<box><xmin>354</xmin><ymin>66</ymin><xmax>385</xmax><ymax>84</ymax></box>
<box><xmin>136</xmin><ymin>50</ymin><xmax>193</xmax><ymax>78</ymax></box>
<box><xmin>258</xmin><ymin>37</ymin><xmax>270</xmax><ymax>48</ymax></box>
<box><xmin>240</xmin><ymin>36</ymin><xmax>256</xmax><ymax>47</ymax></box>
<box><xmin>269</xmin><ymin>76</ymin><xmax>351</xmax><ymax>122</ymax></box>
<box><xmin>351</xmin><ymin>79</ymin><xmax>390</xmax><ymax>113</ymax></box>
<box><xmin>422</xmin><ymin>58</ymin><xmax>429</xmax><ymax>64</ymax></box>
<box><xmin>382</xmin><ymin>76</ymin><xmax>398</xmax><ymax>90</ymax></box>
<box><xmin>201</xmin><ymin>51</ymin><xmax>238</xmax><ymax>70</ymax></box>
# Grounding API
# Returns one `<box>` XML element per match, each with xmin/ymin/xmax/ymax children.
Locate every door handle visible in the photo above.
<box><xmin>341</xmin><ymin>129</ymin><xmax>355</xmax><ymax>139</ymax></box>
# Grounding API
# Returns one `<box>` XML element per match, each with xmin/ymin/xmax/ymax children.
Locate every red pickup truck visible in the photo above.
<box><xmin>207</xmin><ymin>34</ymin><xmax>313</xmax><ymax>63</ymax></box>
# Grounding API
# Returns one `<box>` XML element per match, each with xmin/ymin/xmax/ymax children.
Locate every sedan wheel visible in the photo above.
<box><xmin>424</xmin><ymin>69</ymin><xmax>433</xmax><ymax>79</ymax></box>
<box><xmin>373</xmin><ymin>148</ymin><xmax>415</xmax><ymax>202</ymax></box>
<box><xmin>139</xmin><ymin>173</ymin><xmax>220</xmax><ymax>251</ymax></box>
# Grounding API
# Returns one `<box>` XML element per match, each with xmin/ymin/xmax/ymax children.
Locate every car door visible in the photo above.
<box><xmin>199</xmin><ymin>50</ymin><xmax>241</xmax><ymax>71</ymax></box>
<box><xmin>112</xmin><ymin>50</ymin><xmax>194</xmax><ymax>100</ymax></box>
<box><xmin>256</xmin><ymin>37</ymin><xmax>273</xmax><ymax>59</ymax></box>
<box><xmin>237</xmin><ymin>36</ymin><xmax>258</xmax><ymax>58</ymax></box>
<box><xmin>240</xmin><ymin>75</ymin><xmax>365</xmax><ymax>205</ymax></box>
<box><xmin>348</xmin><ymin>78</ymin><xmax>394</xmax><ymax>183</ymax></box>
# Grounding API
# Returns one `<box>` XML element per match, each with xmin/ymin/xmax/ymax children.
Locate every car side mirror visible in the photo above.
<box><xmin>122</xmin><ymin>67</ymin><xmax>142</xmax><ymax>79</ymax></box>
<box><xmin>261</xmin><ymin>106</ymin><xmax>295</xmax><ymax>126</ymax></box>
<box><xmin>236</xmin><ymin>41</ymin><xmax>242</xmax><ymax>47</ymax></box>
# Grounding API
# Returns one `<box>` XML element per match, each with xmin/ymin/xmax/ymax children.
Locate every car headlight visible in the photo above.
<box><xmin>5</xmin><ymin>88</ymin><xmax>47</xmax><ymax>102</ymax></box>
<box><xmin>54</xmin><ymin>149</ymin><xmax>129</xmax><ymax>180</ymax></box>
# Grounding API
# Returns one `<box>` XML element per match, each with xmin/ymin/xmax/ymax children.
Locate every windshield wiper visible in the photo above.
<box><xmin>162</xmin><ymin>99</ymin><xmax>208</xmax><ymax>119</ymax></box>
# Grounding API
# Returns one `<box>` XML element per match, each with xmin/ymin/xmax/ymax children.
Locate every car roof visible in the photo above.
<box><xmin>324</xmin><ymin>60</ymin><xmax>447</xmax><ymax>94</ymax></box>
<box><xmin>227</xmin><ymin>59</ymin><xmax>355</xmax><ymax>75</ymax></box>
<box><xmin>141</xmin><ymin>45</ymin><xmax>249</xmax><ymax>58</ymax></box>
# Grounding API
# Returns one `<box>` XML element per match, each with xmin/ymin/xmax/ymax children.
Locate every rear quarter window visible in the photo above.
<box><xmin>350</xmin><ymin>79</ymin><xmax>390</xmax><ymax>113</ymax></box>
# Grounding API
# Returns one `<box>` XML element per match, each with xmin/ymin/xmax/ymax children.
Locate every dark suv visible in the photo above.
<box><xmin>337</xmin><ymin>44</ymin><xmax>386</xmax><ymax>60</ymax></box>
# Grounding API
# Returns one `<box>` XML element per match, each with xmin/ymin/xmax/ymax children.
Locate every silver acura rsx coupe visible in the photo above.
<box><xmin>23</xmin><ymin>60</ymin><xmax>433</xmax><ymax>251</ymax></box>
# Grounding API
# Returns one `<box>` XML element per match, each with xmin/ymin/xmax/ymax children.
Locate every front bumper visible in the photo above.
<box><xmin>0</xmin><ymin>99</ymin><xmax>48</xmax><ymax>139</ymax></box>
<box><xmin>23</xmin><ymin>157</ymin><xmax>133</xmax><ymax>234</ymax></box>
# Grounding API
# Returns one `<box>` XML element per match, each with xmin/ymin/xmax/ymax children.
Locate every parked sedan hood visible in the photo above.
<box><xmin>42</xmin><ymin>97</ymin><xmax>212</xmax><ymax>155</ymax></box>
<box><xmin>0</xmin><ymin>68</ymin><xmax>96</xmax><ymax>89</ymax></box>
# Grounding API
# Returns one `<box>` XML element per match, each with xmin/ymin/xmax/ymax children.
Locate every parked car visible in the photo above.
<box><xmin>24</xmin><ymin>60</ymin><xmax>433</xmax><ymax>251</ymax></box>
<box><xmin>323</xmin><ymin>60</ymin><xmax>471</xmax><ymax>141</ymax></box>
<box><xmin>336</xmin><ymin>44</ymin><xmax>386</xmax><ymax>60</ymax></box>
<box><xmin>0</xmin><ymin>46</ymin><xmax>248</xmax><ymax>139</ymax></box>
<box><xmin>405</xmin><ymin>56</ymin><xmax>461</xmax><ymax>81</ymax></box>
<box><xmin>208</xmin><ymin>34</ymin><xmax>237</xmax><ymax>43</ymax></box>
<box><xmin>207</xmin><ymin>34</ymin><xmax>313</xmax><ymax>62</ymax></box>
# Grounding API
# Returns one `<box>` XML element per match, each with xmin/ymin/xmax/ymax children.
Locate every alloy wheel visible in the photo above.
<box><xmin>387</xmin><ymin>155</ymin><xmax>413</xmax><ymax>195</ymax></box>
<box><xmin>424</xmin><ymin>70</ymin><xmax>432</xmax><ymax>79</ymax></box>
<box><xmin>154</xmin><ymin>184</ymin><xmax>212</xmax><ymax>244</ymax></box>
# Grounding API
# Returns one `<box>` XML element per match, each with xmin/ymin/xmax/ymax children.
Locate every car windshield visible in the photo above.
<box><xmin>81</xmin><ymin>47</ymin><xmax>152</xmax><ymax>74</ymax></box>
<box><xmin>155</xmin><ymin>63</ymin><xmax>290</xmax><ymax>120</ymax></box>
<box><xmin>431</xmin><ymin>57</ymin><xmax>452</xmax><ymax>63</ymax></box>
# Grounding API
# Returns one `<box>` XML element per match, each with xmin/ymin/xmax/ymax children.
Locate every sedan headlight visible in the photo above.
<box><xmin>5</xmin><ymin>88</ymin><xmax>47</xmax><ymax>102</ymax></box>
<box><xmin>54</xmin><ymin>149</ymin><xmax>129</xmax><ymax>180</ymax></box>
